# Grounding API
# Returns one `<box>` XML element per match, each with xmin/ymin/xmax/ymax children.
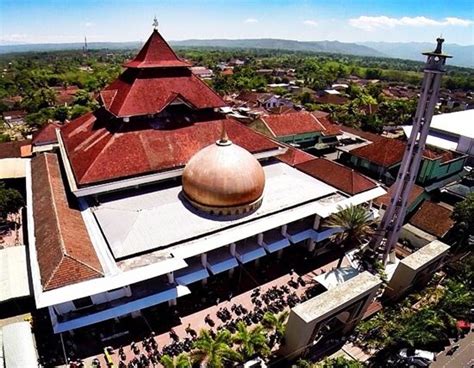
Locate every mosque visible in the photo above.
<box><xmin>26</xmin><ymin>26</ymin><xmax>385</xmax><ymax>335</ymax></box>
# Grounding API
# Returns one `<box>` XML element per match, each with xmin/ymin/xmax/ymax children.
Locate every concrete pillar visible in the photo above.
<box><xmin>257</xmin><ymin>233</ymin><xmax>264</xmax><ymax>246</ymax></box>
<box><xmin>228</xmin><ymin>268</ymin><xmax>235</xmax><ymax>277</ymax></box>
<box><xmin>368</xmin><ymin>200</ymin><xmax>373</xmax><ymax>210</ymax></box>
<box><xmin>281</xmin><ymin>224</ymin><xmax>288</xmax><ymax>237</ymax></box>
<box><xmin>201</xmin><ymin>253</ymin><xmax>207</xmax><ymax>267</ymax></box>
<box><xmin>167</xmin><ymin>272</ymin><xmax>174</xmax><ymax>284</ymax></box>
<box><xmin>307</xmin><ymin>239</ymin><xmax>316</xmax><ymax>252</ymax></box>
<box><xmin>229</xmin><ymin>243</ymin><xmax>236</xmax><ymax>256</ymax></box>
<box><xmin>201</xmin><ymin>278</ymin><xmax>208</xmax><ymax>286</ymax></box>
<box><xmin>313</xmin><ymin>215</ymin><xmax>321</xmax><ymax>230</ymax></box>
<box><xmin>254</xmin><ymin>258</ymin><xmax>260</xmax><ymax>267</ymax></box>
<box><xmin>168</xmin><ymin>299</ymin><xmax>177</xmax><ymax>307</ymax></box>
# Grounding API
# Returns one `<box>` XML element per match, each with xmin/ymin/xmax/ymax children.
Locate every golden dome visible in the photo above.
<box><xmin>182</xmin><ymin>130</ymin><xmax>265</xmax><ymax>215</ymax></box>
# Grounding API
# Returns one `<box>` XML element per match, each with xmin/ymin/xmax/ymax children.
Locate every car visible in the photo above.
<box><xmin>399</xmin><ymin>348</ymin><xmax>436</xmax><ymax>367</ymax></box>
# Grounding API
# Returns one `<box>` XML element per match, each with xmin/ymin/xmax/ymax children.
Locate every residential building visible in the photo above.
<box><xmin>337</xmin><ymin>127</ymin><xmax>467</xmax><ymax>188</ymax></box>
<box><xmin>402</xmin><ymin>110</ymin><xmax>474</xmax><ymax>164</ymax></box>
<box><xmin>249</xmin><ymin>111</ymin><xmax>341</xmax><ymax>150</ymax></box>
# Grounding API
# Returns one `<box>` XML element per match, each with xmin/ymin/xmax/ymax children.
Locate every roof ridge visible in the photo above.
<box><xmin>64</xmin><ymin>254</ymin><xmax>104</xmax><ymax>276</ymax></box>
<box><xmin>80</xmin><ymin>133</ymin><xmax>116</xmax><ymax>183</ymax></box>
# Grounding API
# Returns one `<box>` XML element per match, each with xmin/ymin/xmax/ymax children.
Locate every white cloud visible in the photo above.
<box><xmin>0</xmin><ymin>33</ymin><xmax>28</xmax><ymax>44</ymax></box>
<box><xmin>303</xmin><ymin>20</ymin><xmax>318</xmax><ymax>27</ymax></box>
<box><xmin>80</xmin><ymin>21</ymin><xmax>95</xmax><ymax>28</ymax></box>
<box><xmin>349</xmin><ymin>16</ymin><xmax>473</xmax><ymax>31</ymax></box>
<box><xmin>244</xmin><ymin>18</ymin><xmax>258</xmax><ymax>24</ymax></box>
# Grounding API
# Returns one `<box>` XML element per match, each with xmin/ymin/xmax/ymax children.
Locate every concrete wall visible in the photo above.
<box><xmin>283</xmin><ymin>272</ymin><xmax>382</xmax><ymax>358</ymax></box>
<box><xmin>400</xmin><ymin>223</ymin><xmax>437</xmax><ymax>249</ymax></box>
<box><xmin>385</xmin><ymin>240</ymin><xmax>450</xmax><ymax>300</ymax></box>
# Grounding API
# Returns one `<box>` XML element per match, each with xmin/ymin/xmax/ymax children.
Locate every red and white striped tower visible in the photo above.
<box><xmin>370</xmin><ymin>38</ymin><xmax>452</xmax><ymax>264</ymax></box>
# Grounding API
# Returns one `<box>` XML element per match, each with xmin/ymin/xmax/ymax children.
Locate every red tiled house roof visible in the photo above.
<box><xmin>342</xmin><ymin>127</ymin><xmax>454</xmax><ymax>168</ymax></box>
<box><xmin>0</xmin><ymin>139</ymin><xmax>32</xmax><ymax>159</ymax></box>
<box><xmin>32</xmin><ymin>122</ymin><xmax>61</xmax><ymax>146</ymax></box>
<box><xmin>31</xmin><ymin>153</ymin><xmax>103</xmax><ymax>290</ymax></box>
<box><xmin>61</xmin><ymin>116</ymin><xmax>279</xmax><ymax>186</ymax></box>
<box><xmin>374</xmin><ymin>183</ymin><xmax>425</xmax><ymax>210</ymax></box>
<box><xmin>124</xmin><ymin>29</ymin><xmax>191</xmax><ymax>68</ymax></box>
<box><xmin>409</xmin><ymin>201</ymin><xmax>454</xmax><ymax>238</ymax></box>
<box><xmin>260</xmin><ymin>111</ymin><xmax>340</xmax><ymax>138</ymax></box>
<box><xmin>296</xmin><ymin>158</ymin><xmax>378</xmax><ymax>195</ymax></box>
<box><xmin>277</xmin><ymin>146</ymin><xmax>316</xmax><ymax>166</ymax></box>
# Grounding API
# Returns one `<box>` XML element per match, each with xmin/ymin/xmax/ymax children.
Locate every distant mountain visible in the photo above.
<box><xmin>0</xmin><ymin>41</ymin><xmax>141</xmax><ymax>54</ymax></box>
<box><xmin>358</xmin><ymin>41</ymin><xmax>474</xmax><ymax>68</ymax></box>
<box><xmin>171</xmin><ymin>38</ymin><xmax>385</xmax><ymax>57</ymax></box>
<box><xmin>1</xmin><ymin>39</ymin><xmax>472</xmax><ymax>68</ymax></box>
<box><xmin>0</xmin><ymin>38</ymin><xmax>384</xmax><ymax>58</ymax></box>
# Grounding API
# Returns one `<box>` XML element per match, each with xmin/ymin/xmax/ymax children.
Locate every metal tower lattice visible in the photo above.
<box><xmin>370</xmin><ymin>38</ymin><xmax>451</xmax><ymax>264</ymax></box>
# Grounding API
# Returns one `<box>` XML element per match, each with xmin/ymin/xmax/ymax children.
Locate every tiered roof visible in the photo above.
<box><xmin>60</xmin><ymin>28</ymin><xmax>279</xmax><ymax>187</ymax></box>
<box><xmin>62</xmin><ymin>114</ymin><xmax>279</xmax><ymax>186</ymax></box>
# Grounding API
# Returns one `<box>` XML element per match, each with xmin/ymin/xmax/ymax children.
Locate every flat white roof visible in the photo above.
<box><xmin>0</xmin><ymin>245</ymin><xmax>31</xmax><ymax>302</ymax></box>
<box><xmin>430</xmin><ymin>110</ymin><xmax>474</xmax><ymax>139</ymax></box>
<box><xmin>402</xmin><ymin>126</ymin><xmax>458</xmax><ymax>152</ymax></box>
<box><xmin>93</xmin><ymin>162</ymin><xmax>337</xmax><ymax>259</ymax></box>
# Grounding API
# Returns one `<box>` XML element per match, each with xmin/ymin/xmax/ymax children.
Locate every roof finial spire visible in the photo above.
<box><xmin>217</xmin><ymin>122</ymin><xmax>232</xmax><ymax>146</ymax></box>
<box><xmin>434</xmin><ymin>35</ymin><xmax>444</xmax><ymax>54</ymax></box>
<box><xmin>152</xmin><ymin>16</ymin><xmax>159</xmax><ymax>30</ymax></box>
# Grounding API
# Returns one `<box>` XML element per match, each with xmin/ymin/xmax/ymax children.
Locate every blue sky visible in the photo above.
<box><xmin>1</xmin><ymin>0</ymin><xmax>473</xmax><ymax>45</ymax></box>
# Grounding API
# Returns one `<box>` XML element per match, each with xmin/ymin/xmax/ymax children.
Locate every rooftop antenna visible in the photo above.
<box><xmin>369</xmin><ymin>37</ymin><xmax>452</xmax><ymax>265</ymax></box>
<box><xmin>152</xmin><ymin>15</ymin><xmax>159</xmax><ymax>30</ymax></box>
<box><xmin>83</xmin><ymin>36</ymin><xmax>88</xmax><ymax>55</ymax></box>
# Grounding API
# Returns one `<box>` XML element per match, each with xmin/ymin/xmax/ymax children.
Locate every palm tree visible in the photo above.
<box><xmin>262</xmin><ymin>311</ymin><xmax>289</xmax><ymax>337</ymax></box>
<box><xmin>324</xmin><ymin>204</ymin><xmax>374</xmax><ymax>268</ymax></box>
<box><xmin>160</xmin><ymin>353</ymin><xmax>191</xmax><ymax>368</ymax></box>
<box><xmin>191</xmin><ymin>329</ymin><xmax>242</xmax><ymax>368</ymax></box>
<box><xmin>232</xmin><ymin>321</ymin><xmax>270</xmax><ymax>360</ymax></box>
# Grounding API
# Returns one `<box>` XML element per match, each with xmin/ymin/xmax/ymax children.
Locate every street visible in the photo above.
<box><xmin>432</xmin><ymin>331</ymin><xmax>473</xmax><ymax>368</ymax></box>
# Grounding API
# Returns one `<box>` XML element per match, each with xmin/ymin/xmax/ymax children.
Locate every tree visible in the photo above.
<box><xmin>315</xmin><ymin>356</ymin><xmax>364</xmax><ymax>368</ymax></box>
<box><xmin>450</xmin><ymin>193</ymin><xmax>474</xmax><ymax>249</ymax></box>
<box><xmin>191</xmin><ymin>329</ymin><xmax>242</xmax><ymax>368</ymax></box>
<box><xmin>232</xmin><ymin>321</ymin><xmax>270</xmax><ymax>360</ymax></box>
<box><xmin>262</xmin><ymin>311</ymin><xmax>289</xmax><ymax>337</ymax></box>
<box><xmin>324</xmin><ymin>205</ymin><xmax>374</xmax><ymax>268</ymax></box>
<box><xmin>160</xmin><ymin>354</ymin><xmax>191</xmax><ymax>368</ymax></box>
<box><xmin>0</xmin><ymin>181</ymin><xmax>25</xmax><ymax>221</ymax></box>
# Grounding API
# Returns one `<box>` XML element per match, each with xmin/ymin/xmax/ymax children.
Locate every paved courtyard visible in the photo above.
<box><xmin>61</xmin><ymin>250</ymin><xmax>352</xmax><ymax>367</ymax></box>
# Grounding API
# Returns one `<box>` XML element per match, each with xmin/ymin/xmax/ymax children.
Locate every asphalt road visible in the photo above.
<box><xmin>432</xmin><ymin>331</ymin><xmax>473</xmax><ymax>368</ymax></box>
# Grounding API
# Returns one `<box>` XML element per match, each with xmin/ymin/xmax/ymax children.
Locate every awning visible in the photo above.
<box><xmin>262</xmin><ymin>229</ymin><xmax>290</xmax><ymax>253</ymax></box>
<box><xmin>0</xmin><ymin>245</ymin><xmax>31</xmax><ymax>303</ymax></box>
<box><xmin>2</xmin><ymin>322</ymin><xmax>38</xmax><ymax>368</ymax></box>
<box><xmin>53</xmin><ymin>285</ymin><xmax>190</xmax><ymax>333</ymax></box>
<box><xmin>313</xmin><ymin>267</ymin><xmax>359</xmax><ymax>290</ymax></box>
<box><xmin>287</xmin><ymin>227</ymin><xmax>314</xmax><ymax>244</ymax></box>
<box><xmin>206</xmin><ymin>248</ymin><xmax>238</xmax><ymax>275</ymax></box>
<box><xmin>175</xmin><ymin>263</ymin><xmax>210</xmax><ymax>285</ymax></box>
<box><xmin>235</xmin><ymin>241</ymin><xmax>266</xmax><ymax>264</ymax></box>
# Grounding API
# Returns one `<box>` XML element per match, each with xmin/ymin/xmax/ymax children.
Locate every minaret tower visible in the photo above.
<box><xmin>370</xmin><ymin>38</ymin><xmax>451</xmax><ymax>264</ymax></box>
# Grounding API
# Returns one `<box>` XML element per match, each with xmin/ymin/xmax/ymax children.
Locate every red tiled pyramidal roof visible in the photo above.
<box><xmin>375</xmin><ymin>183</ymin><xmax>424</xmax><ymax>209</ymax></box>
<box><xmin>100</xmin><ymin>68</ymin><xmax>225</xmax><ymax>117</ymax></box>
<box><xmin>61</xmin><ymin>115</ymin><xmax>280</xmax><ymax>186</ymax></box>
<box><xmin>124</xmin><ymin>29</ymin><xmax>191</xmax><ymax>68</ymax></box>
<box><xmin>296</xmin><ymin>158</ymin><xmax>378</xmax><ymax>195</ymax></box>
<box><xmin>31</xmin><ymin>153</ymin><xmax>103</xmax><ymax>291</ymax></box>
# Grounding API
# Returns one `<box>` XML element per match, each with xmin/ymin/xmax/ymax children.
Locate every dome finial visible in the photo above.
<box><xmin>217</xmin><ymin>122</ymin><xmax>232</xmax><ymax>146</ymax></box>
